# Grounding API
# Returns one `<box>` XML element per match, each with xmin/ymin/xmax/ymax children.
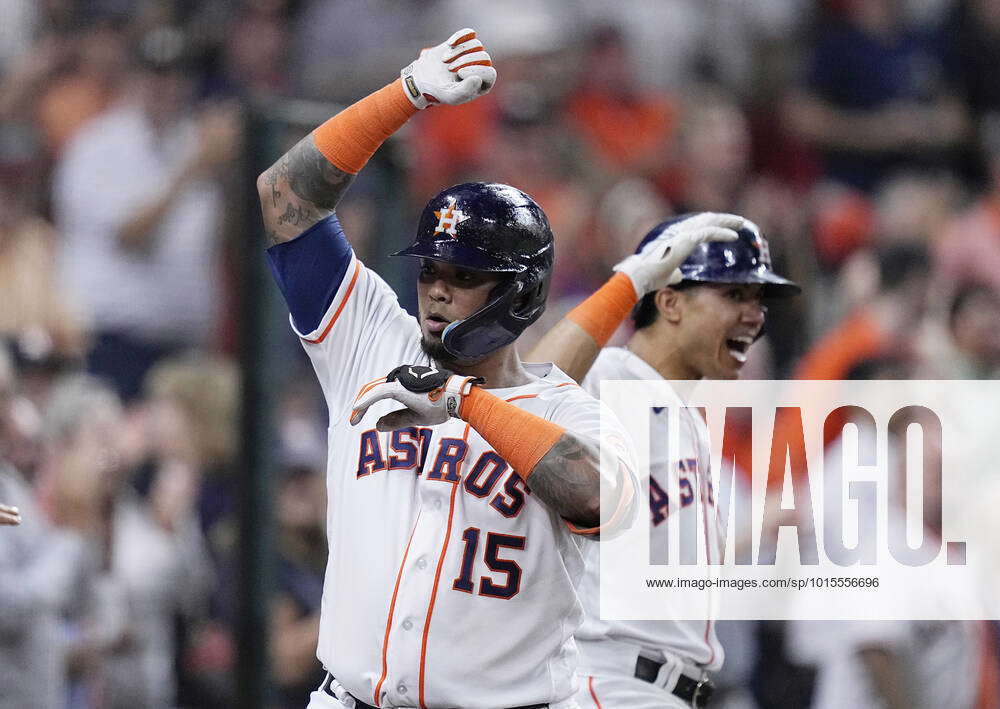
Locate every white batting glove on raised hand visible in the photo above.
<box><xmin>0</xmin><ymin>503</ymin><xmax>20</xmax><ymax>526</ymax></box>
<box><xmin>400</xmin><ymin>28</ymin><xmax>497</xmax><ymax>110</ymax></box>
<box><xmin>614</xmin><ymin>212</ymin><xmax>747</xmax><ymax>297</ymax></box>
<box><xmin>350</xmin><ymin>365</ymin><xmax>483</xmax><ymax>432</ymax></box>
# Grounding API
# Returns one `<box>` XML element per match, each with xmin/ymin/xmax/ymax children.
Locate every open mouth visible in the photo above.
<box><xmin>725</xmin><ymin>335</ymin><xmax>753</xmax><ymax>364</ymax></box>
<box><xmin>424</xmin><ymin>314</ymin><xmax>451</xmax><ymax>334</ymax></box>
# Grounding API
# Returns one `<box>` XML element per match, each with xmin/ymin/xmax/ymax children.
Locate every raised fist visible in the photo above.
<box><xmin>400</xmin><ymin>28</ymin><xmax>497</xmax><ymax>110</ymax></box>
<box><xmin>0</xmin><ymin>503</ymin><xmax>20</xmax><ymax>526</ymax></box>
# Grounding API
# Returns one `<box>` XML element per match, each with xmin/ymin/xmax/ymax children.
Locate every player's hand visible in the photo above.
<box><xmin>400</xmin><ymin>28</ymin><xmax>497</xmax><ymax>110</ymax></box>
<box><xmin>0</xmin><ymin>503</ymin><xmax>21</xmax><ymax>526</ymax></box>
<box><xmin>614</xmin><ymin>212</ymin><xmax>747</xmax><ymax>297</ymax></box>
<box><xmin>349</xmin><ymin>365</ymin><xmax>483</xmax><ymax>431</ymax></box>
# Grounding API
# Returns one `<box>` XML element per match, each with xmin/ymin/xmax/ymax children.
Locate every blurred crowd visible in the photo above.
<box><xmin>0</xmin><ymin>0</ymin><xmax>998</xmax><ymax>707</ymax></box>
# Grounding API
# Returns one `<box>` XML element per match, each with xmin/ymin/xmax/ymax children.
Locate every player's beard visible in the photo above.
<box><xmin>420</xmin><ymin>334</ymin><xmax>488</xmax><ymax>369</ymax></box>
<box><xmin>420</xmin><ymin>334</ymin><xmax>456</xmax><ymax>365</ymax></box>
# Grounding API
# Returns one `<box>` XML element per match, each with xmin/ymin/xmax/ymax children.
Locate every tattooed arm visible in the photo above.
<box><xmin>528</xmin><ymin>433</ymin><xmax>603</xmax><ymax>529</ymax></box>
<box><xmin>256</xmin><ymin>134</ymin><xmax>355</xmax><ymax>246</ymax></box>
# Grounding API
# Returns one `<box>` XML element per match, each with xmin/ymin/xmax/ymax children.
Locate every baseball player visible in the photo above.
<box><xmin>257</xmin><ymin>29</ymin><xmax>637</xmax><ymax>709</ymax></box>
<box><xmin>0</xmin><ymin>503</ymin><xmax>19</xmax><ymax>526</ymax></box>
<box><xmin>529</xmin><ymin>214</ymin><xmax>801</xmax><ymax>708</ymax></box>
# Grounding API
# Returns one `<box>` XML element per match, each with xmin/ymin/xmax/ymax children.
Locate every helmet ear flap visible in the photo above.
<box><xmin>511</xmin><ymin>269</ymin><xmax>549</xmax><ymax>319</ymax></box>
<box><xmin>511</xmin><ymin>279</ymin><xmax>537</xmax><ymax>317</ymax></box>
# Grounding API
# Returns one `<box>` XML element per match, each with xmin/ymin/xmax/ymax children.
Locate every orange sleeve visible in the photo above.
<box><xmin>460</xmin><ymin>388</ymin><xmax>565</xmax><ymax>481</ymax></box>
<box><xmin>312</xmin><ymin>79</ymin><xmax>418</xmax><ymax>175</ymax></box>
<box><xmin>566</xmin><ymin>272</ymin><xmax>638</xmax><ymax>347</ymax></box>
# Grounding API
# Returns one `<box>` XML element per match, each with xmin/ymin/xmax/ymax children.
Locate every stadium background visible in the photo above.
<box><xmin>0</xmin><ymin>0</ymin><xmax>998</xmax><ymax>707</ymax></box>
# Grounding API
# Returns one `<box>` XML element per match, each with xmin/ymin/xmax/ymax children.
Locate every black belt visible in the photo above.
<box><xmin>635</xmin><ymin>655</ymin><xmax>714</xmax><ymax>708</ymax></box>
<box><xmin>322</xmin><ymin>674</ymin><xmax>547</xmax><ymax>708</ymax></box>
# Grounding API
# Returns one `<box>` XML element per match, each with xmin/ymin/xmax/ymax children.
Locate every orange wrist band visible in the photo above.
<box><xmin>566</xmin><ymin>272</ymin><xmax>638</xmax><ymax>346</ymax></box>
<box><xmin>312</xmin><ymin>79</ymin><xmax>419</xmax><ymax>175</ymax></box>
<box><xmin>461</xmin><ymin>388</ymin><xmax>565</xmax><ymax>481</ymax></box>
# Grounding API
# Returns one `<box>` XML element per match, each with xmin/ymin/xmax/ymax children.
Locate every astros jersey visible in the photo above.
<box><xmin>575</xmin><ymin>347</ymin><xmax>724</xmax><ymax>679</ymax></box>
<box><xmin>267</xmin><ymin>215</ymin><xmax>634</xmax><ymax>709</ymax></box>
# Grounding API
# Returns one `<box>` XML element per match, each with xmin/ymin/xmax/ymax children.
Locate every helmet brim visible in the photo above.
<box><xmin>392</xmin><ymin>238</ymin><xmax>525</xmax><ymax>273</ymax></box>
<box><xmin>755</xmin><ymin>271</ymin><xmax>802</xmax><ymax>298</ymax></box>
<box><xmin>683</xmin><ymin>269</ymin><xmax>802</xmax><ymax>298</ymax></box>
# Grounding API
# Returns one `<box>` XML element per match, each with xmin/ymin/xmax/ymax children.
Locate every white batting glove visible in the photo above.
<box><xmin>0</xmin><ymin>503</ymin><xmax>20</xmax><ymax>526</ymax></box>
<box><xmin>400</xmin><ymin>28</ymin><xmax>497</xmax><ymax>110</ymax></box>
<box><xmin>349</xmin><ymin>365</ymin><xmax>483</xmax><ymax>432</ymax></box>
<box><xmin>614</xmin><ymin>212</ymin><xmax>747</xmax><ymax>297</ymax></box>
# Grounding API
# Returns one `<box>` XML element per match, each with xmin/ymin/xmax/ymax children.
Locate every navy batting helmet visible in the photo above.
<box><xmin>636</xmin><ymin>214</ymin><xmax>800</xmax><ymax>297</ymax></box>
<box><xmin>393</xmin><ymin>182</ymin><xmax>554</xmax><ymax>360</ymax></box>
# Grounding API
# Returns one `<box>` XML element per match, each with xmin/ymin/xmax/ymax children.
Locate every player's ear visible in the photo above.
<box><xmin>654</xmin><ymin>287</ymin><xmax>683</xmax><ymax>325</ymax></box>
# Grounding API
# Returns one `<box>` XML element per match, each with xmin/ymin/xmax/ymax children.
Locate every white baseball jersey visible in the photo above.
<box><xmin>574</xmin><ymin>347</ymin><xmax>724</xmax><ymax>706</ymax></box>
<box><xmin>268</xmin><ymin>215</ymin><xmax>634</xmax><ymax>709</ymax></box>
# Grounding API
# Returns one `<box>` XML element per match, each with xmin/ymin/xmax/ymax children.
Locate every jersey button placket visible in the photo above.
<box><xmin>387</xmin><ymin>516</ymin><xmax>436</xmax><ymax>703</ymax></box>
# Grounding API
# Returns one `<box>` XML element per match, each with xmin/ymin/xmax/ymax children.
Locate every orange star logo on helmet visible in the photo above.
<box><xmin>433</xmin><ymin>207</ymin><xmax>470</xmax><ymax>237</ymax></box>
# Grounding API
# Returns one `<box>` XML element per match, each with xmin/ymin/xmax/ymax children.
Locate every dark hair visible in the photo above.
<box><xmin>876</xmin><ymin>243</ymin><xmax>929</xmax><ymax>293</ymax></box>
<box><xmin>949</xmin><ymin>282</ymin><xmax>1000</xmax><ymax>330</ymax></box>
<box><xmin>845</xmin><ymin>354</ymin><xmax>911</xmax><ymax>381</ymax></box>
<box><xmin>631</xmin><ymin>282</ymin><xmax>698</xmax><ymax>329</ymax></box>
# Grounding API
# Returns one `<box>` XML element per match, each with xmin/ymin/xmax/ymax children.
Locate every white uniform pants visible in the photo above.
<box><xmin>575</xmin><ymin>673</ymin><xmax>689</xmax><ymax>708</ymax></box>
<box><xmin>306</xmin><ymin>674</ymin><xmax>582</xmax><ymax>709</ymax></box>
<box><xmin>573</xmin><ymin>638</ymin><xmax>703</xmax><ymax>709</ymax></box>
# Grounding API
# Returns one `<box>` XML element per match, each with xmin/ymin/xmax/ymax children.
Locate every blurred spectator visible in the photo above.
<box><xmin>772</xmin><ymin>244</ymin><xmax>930</xmax><ymax>480</ymax></box>
<box><xmin>795</xmin><ymin>242</ymin><xmax>930</xmax><ymax>380</ymax></box>
<box><xmin>488</xmin><ymin>114</ymin><xmax>594</xmax><ymax>296</ymax></box>
<box><xmin>0</xmin><ymin>0</ymin><xmax>40</xmax><ymax>69</ymax></box>
<box><xmin>0</xmin><ymin>346</ymin><xmax>89</xmax><ymax>709</ymax></box>
<box><xmin>565</xmin><ymin>25</ymin><xmax>677</xmax><ymax>178</ymax></box>
<box><xmin>873</xmin><ymin>171</ymin><xmax>964</xmax><ymax>247</ymax></box>
<box><xmin>789</xmin><ymin>388</ymin><xmax>980</xmax><ymax>709</ymax></box>
<box><xmin>579</xmin><ymin>0</ymin><xmax>711</xmax><ymax>91</ymax></box>
<box><xmin>786</xmin><ymin>0</ymin><xmax>969</xmax><ymax>191</ymax></box>
<box><xmin>270</xmin><ymin>461</ymin><xmax>326</xmax><ymax>708</ymax></box>
<box><xmin>942</xmin><ymin>0</ymin><xmax>1000</xmax><ymax>182</ymax></box>
<box><xmin>810</xmin><ymin>182</ymin><xmax>877</xmax><ymax>269</ymax></box>
<box><xmin>582</xmin><ymin>0</ymin><xmax>811</xmax><ymax>93</ymax></box>
<box><xmin>290</xmin><ymin>0</ymin><xmax>439</xmax><ymax>102</ymax></box>
<box><xmin>144</xmin><ymin>354</ymin><xmax>238</xmax><ymax>556</ymax></box>
<box><xmin>222</xmin><ymin>0</ymin><xmax>294</xmax><ymax>99</ymax></box>
<box><xmin>40</xmin><ymin>373</ymin><xmax>214</xmax><ymax>708</ymax></box>
<box><xmin>663</xmin><ymin>84</ymin><xmax>753</xmax><ymax>212</ymax></box>
<box><xmin>408</xmin><ymin>0</ymin><xmax>577</xmax><ymax>202</ymax></box>
<box><xmin>924</xmin><ymin>283</ymin><xmax>1000</xmax><ymax>379</ymax></box>
<box><xmin>35</xmin><ymin>19</ymin><xmax>128</xmax><ymax>156</ymax></box>
<box><xmin>0</xmin><ymin>140</ymin><xmax>85</xmax><ymax>365</ymax></box>
<box><xmin>0</xmin><ymin>33</ymin><xmax>69</xmax><ymax>125</ymax></box>
<box><xmin>53</xmin><ymin>26</ymin><xmax>241</xmax><ymax>402</ymax></box>
<box><xmin>943</xmin><ymin>0</ymin><xmax>1000</xmax><ymax>116</ymax></box>
<box><xmin>947</xmin><ymin>284</ymin><xmax>1000</xmax><ymax>378</ymax></box>
<box><xmin>934</xmin><ymin>119</ymin><xmax>1000</xmax><ymax>296</ymax></box>
<box><xmin>143</xmin><ymin>354</ymin><xmax>239</xmax><ymax>705</ymax></box>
